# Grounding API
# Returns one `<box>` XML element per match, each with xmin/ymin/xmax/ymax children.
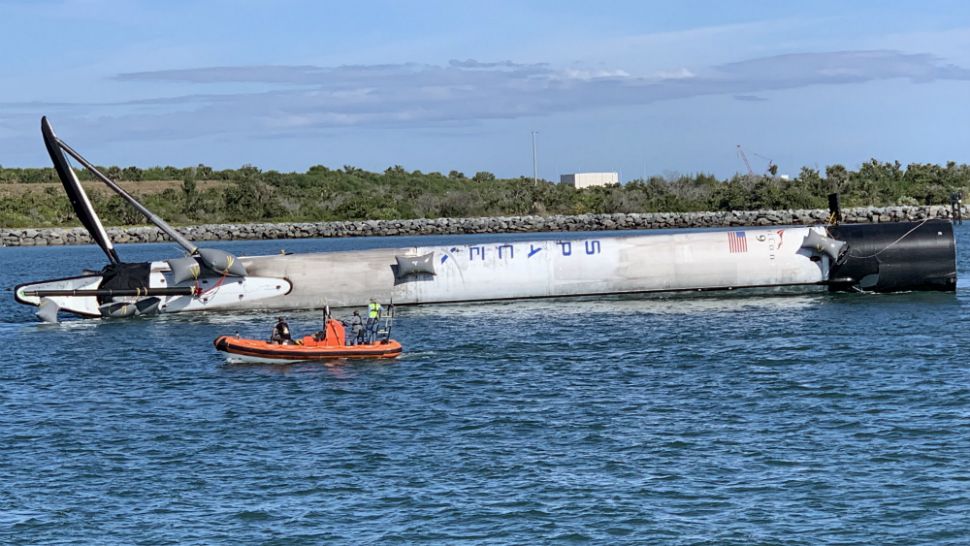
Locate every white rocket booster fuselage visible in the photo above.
<box><xmin>16</xmin><ymin>226</ymin><xmax>832</xmax><ymax>317</ymax></box>
<box><xmin>25</xmin><ymin>118</ymin><xmax>955</xmax><ymax>321</ymax></box>
<box><xmin>237</xmin><ymin>226</ymin><xmax>828</xmax><ymax>310</ymax></box>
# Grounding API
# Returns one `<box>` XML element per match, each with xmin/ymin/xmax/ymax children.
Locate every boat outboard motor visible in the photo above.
<box><xmin>827</xmin><ymin>219</ymin><xmax>957</xmax><ymax>292</ymax></box>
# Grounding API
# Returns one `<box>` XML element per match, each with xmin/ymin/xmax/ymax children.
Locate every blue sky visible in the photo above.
<box><xmin>1</xmin><ymin>0</ymin><xmax>969</xmax><ymax>180</ymax></box>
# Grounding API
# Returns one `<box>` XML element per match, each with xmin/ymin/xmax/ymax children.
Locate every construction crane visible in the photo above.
<box><xmin>736</xmin><ymin>144</ymin><xmax>754</xmax><ymax>176</ymax></box>
<box><xmin>737</xmin><ymin>145</ymin><xmax>778</xmax><ymax>177</ymax></box>
<box><xmin>752</xmin><ymin>151</ymin><xmax>778</xmax><ymax>176</ymax></box>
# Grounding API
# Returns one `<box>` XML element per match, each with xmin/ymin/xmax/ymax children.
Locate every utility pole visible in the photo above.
<box><xmin>531</xmin><ymin>131</ymin><xmax>539</xmax><ymax>184</ymax></box>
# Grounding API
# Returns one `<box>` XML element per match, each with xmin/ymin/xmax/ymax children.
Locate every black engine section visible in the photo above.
<box><xmin>97</xmin><ymin>262</ymin><xmax>152</xmax><ymax>303</ymax></box>
<box><xmin>827</xmin><ymin>219</ymin><xmax>956</xmax><ymax>292</ymax></box>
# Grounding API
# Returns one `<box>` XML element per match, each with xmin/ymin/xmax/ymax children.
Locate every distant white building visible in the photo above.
<box><xmin>560</xmin><ymin>172</ymin><xmax>619</xmax><ymax>188</ymax></box>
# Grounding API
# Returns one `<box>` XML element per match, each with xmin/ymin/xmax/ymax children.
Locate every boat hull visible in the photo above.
<box><xmin>214</xmin><ymin>335</ymin><xmax>403</xmax><ymax>363</ymax></box>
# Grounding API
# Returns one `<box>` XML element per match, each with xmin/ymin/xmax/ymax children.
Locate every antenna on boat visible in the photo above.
<box><xmin>382</xmin><ymin>297</ymin><xmax>395</xmax><ymax>343</ymax></box>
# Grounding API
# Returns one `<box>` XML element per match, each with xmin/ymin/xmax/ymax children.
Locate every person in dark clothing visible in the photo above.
<box><xmin>271</xmin><ymin>317</ymin><xmax>292</xmax><ymax>344</ymax></box>
<box><xmin>348</xmin><ymin>310</ymin><xmax>364</xmax><ymax>346</ymax></box>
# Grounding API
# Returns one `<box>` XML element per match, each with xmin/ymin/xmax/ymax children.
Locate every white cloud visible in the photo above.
<box><xmin>655</xmin><ymin>68</ymin><xmax>694</xmax><ymax>80</ymax></box>
<box><xmin>559</xmin><ymin>68</ymin><xmax>631</xmax><ymax>80</ymax></box>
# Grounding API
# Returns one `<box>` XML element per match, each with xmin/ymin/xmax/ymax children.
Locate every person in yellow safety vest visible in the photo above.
<box><xmin>365</xmin><ymin>297</ymin><xmax>382</xmax><ymax>343</ymax></box>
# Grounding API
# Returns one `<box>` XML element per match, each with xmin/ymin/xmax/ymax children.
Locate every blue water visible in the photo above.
<box><xmin>1</xmin><ymin>227</ymin><xmax>969</xmax><ymax>544</ymax></box>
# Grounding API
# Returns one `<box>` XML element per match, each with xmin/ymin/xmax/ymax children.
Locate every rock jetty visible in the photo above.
<box><xmin>1</xmin><ymin>205</ymin><xmax>962</xmax><ymax>247</ymax></box>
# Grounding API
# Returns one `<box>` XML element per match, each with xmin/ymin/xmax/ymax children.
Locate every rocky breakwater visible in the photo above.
<box><xmin>1</xmin><ymin>205</ymin><xmax>962</xmax><ymax>247</ymax></box>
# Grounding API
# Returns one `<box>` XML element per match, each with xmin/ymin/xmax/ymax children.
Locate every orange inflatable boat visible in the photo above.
<box><xmin>214</xmin><ymin>319</ymin><xmax>402</xmax><ymax>363</ymax></box>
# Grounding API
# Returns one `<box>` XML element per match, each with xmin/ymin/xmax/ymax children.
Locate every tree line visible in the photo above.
<box><xmin>0</xmin><ymin>160</ymin><xmax>967</xmax><ymax>228</ymax></box>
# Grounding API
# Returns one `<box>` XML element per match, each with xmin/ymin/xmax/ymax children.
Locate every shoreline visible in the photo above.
<box><xmin>1</xmin><ymin>205</ymin><xmax>962</xmax><ymax>247</ymax></box>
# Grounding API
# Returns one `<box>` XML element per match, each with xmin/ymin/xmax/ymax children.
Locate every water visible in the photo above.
<box><xmin>1</xmin><ymin>228</ymin><xmax>969</xmax><ymax>544</ymax></box>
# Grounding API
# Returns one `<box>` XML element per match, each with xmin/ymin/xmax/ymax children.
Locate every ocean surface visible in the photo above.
<box><xmin>1</xmin><ymin>226</ymin><xmax>968</xmax><ymax>545</ymax></box>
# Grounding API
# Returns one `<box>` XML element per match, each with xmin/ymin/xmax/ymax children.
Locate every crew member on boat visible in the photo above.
<box><xmin>347</xmin><ymin>310</ymin><xmax>364</xmax><ymax>346</ymax></box>
<box><xmin>366</xmin><ymin>298</ymin><xmax>382</xmax><ymax>343</ymax></box>
<box><xmin>271</xmin><ymin>317</ymin><xmax>293</xmax><ymax>344</ymax></box>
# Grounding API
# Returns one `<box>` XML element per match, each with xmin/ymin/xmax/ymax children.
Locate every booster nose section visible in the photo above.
<box><xmin>827</xmin><ymin>219</ymin><xmax>957</xmax><ymax>292</ymax></box>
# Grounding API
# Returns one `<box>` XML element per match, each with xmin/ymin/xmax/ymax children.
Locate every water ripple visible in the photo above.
<box><xmin>1</xmin><ymin>227</ymin><xmax>969</xmax><ymax>543</ymax></box>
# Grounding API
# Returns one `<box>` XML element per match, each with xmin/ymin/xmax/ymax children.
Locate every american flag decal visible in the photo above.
<box><xmin>728</xmin><ymin>231</ymin><xmax>748</xmax><ymax>253</ymax></box>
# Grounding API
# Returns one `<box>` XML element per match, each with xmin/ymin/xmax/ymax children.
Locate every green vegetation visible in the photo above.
<box><xmin>1</xmin><ymin>160</ymin><xmax>968</xmax><ymax>228</ymax></box>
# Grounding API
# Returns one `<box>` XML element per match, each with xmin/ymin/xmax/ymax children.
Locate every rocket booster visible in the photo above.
<box><xmin>238</xmin><ymin>220</ymin><xmax>956</xmax><ymax>310</ymax></box>
<box><xmin>15</xmin><ymin>117</ymin><xmax>958</xmax><ymax>320</ymax></box>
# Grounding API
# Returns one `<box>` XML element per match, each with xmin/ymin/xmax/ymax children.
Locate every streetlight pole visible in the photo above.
<box><xmin>531</xmin><ymin>131</ymin><xmax>539</xmax><ymax>184</ymax></box>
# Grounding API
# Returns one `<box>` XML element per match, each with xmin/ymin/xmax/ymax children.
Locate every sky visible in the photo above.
<box><xmin>1</xmin><ymin>0</ymin><xmax>969</xmax><ymax>181</ymax></box>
